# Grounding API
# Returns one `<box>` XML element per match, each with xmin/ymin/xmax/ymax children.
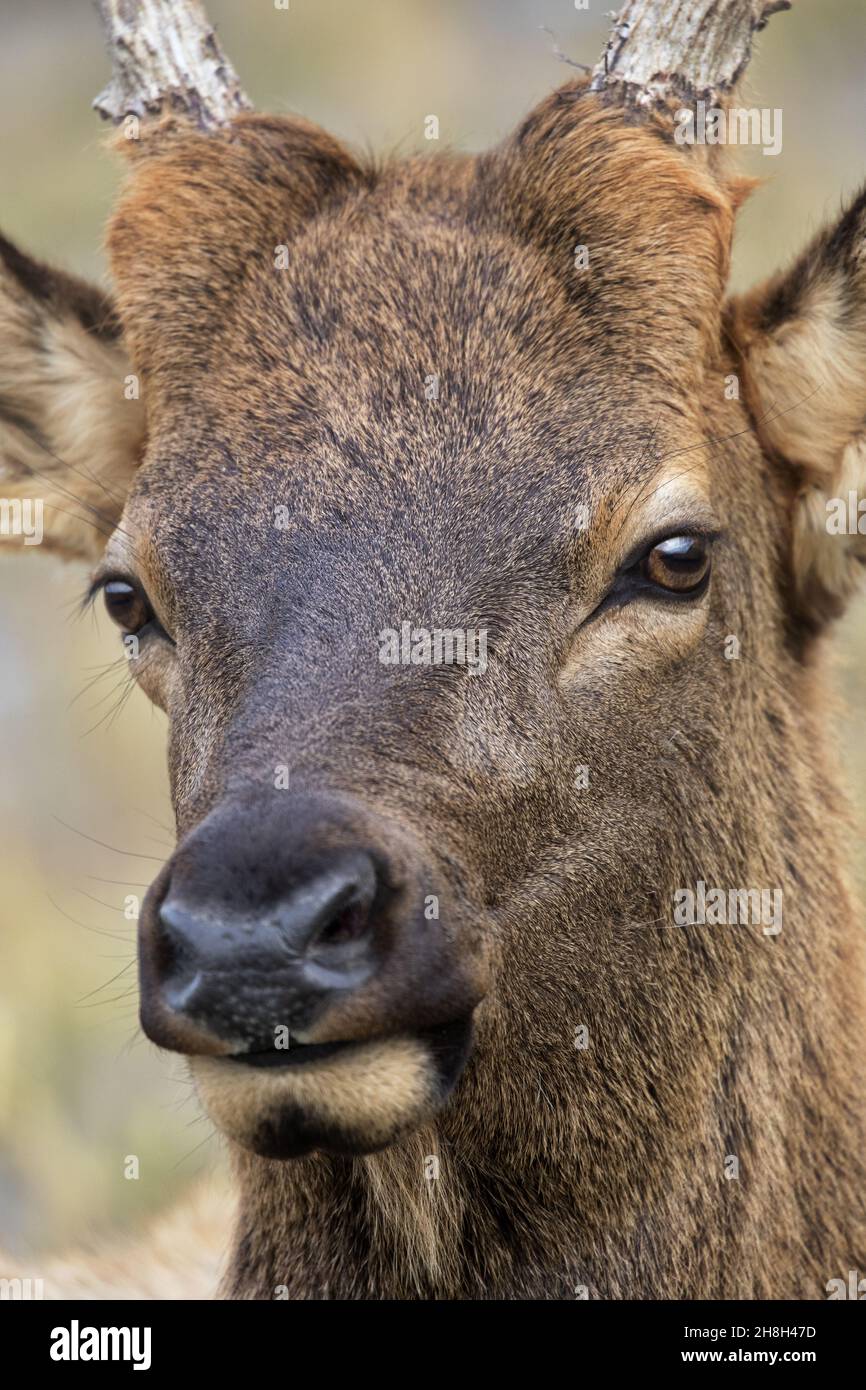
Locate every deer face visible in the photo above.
<box><xmin>4</xmin><ymin>82</ymin><xmax>866</xmax><ymax>1162</ymax></box>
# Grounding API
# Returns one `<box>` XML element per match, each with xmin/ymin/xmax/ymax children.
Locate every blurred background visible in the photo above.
<box><xmin>1</xmin><ymin>0</ymin><xmax>865</xmax><ymax>1255</ymax></box>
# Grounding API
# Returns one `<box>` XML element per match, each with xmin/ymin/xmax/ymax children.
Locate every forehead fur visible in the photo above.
<box><xmin>106</xmin><ymin>79</ymin><xmax>736</xmax><ymax>426</ymax></box>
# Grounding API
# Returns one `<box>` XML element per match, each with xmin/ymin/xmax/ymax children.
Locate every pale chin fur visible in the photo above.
<box><xmin>192</xmin><ymin>1036</ymin><xmax>437</xmax><ymax>1157</ymax></box>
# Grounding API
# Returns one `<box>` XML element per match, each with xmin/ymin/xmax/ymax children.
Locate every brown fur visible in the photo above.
<box><xmin>2</xmin><ymin>76</ymin><xmax>865</xmax><ymax>1299</ymax></box>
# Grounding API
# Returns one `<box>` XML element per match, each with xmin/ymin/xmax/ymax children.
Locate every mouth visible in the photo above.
<box><xmin>195</xmin><ymin>1019</ymin><xmax>474</xmax><ymax>1160</ymax></box>
<box><xmin>230</xmin><ymin>1039</ymin><xmax>359</xmax><ymax>1069</ymax></box>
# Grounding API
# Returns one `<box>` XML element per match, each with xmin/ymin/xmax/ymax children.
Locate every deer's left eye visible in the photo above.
<box><xmin>641</xmin><ymin>535</ymin><xmax>711</xmax><ymax>595</ymax></box>
<box><xmin>102</xmin><ymin>580</ymin><xmax>153</xmax><ymax>634</ymax></box>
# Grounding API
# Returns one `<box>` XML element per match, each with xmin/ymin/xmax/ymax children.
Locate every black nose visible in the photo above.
<box><xmin>138</xmin><ymin>790</ymin><xmax>482</xmax><ymax>1061</ymax></box>
<box><xmin>150</xmin><ymin>848</ymin><xmax>382</xmax><ymax>1051</ymax></box>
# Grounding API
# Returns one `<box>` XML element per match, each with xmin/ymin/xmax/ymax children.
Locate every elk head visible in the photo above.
<box><xmin>2</xmin><ymin>0</ymin><xmax>864</xmax><ymax>1194</ymax></box>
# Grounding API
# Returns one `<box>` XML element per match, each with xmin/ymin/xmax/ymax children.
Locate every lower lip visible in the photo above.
<box><xmin>229</xmin><ymin>1039</ymin><xmax>357</xmax><ymax>1069</ymax></box>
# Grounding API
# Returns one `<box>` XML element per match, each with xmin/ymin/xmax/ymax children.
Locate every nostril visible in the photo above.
<box><xmin>311</xmin><ymin>893</ymin><xmax>372</xmax><ymax>949</ymax></box>
<box><xmin>278</xmin><ymin>852</ymin><xmax>384</xmax><ymax>997</ymax></box>
<box><xmin>152</xmin><ymin>900</ymin><xmax>212</xmax><ymax>1014</ymax></box>
<box><xmin>157</xmin><ymin>900</ymin><xmax>212</xmax><ymax>975</ymax></box>
<box><xmin>156</xmin><ymin>902</ymin><xmax>191</xmax><ymax>976</ymax></box>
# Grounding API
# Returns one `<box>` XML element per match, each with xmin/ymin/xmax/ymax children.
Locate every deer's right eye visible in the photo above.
<box><xmin>102</xmin><ymin>580</ymin><xmax>153</xmax><ymax>635</ymax></box>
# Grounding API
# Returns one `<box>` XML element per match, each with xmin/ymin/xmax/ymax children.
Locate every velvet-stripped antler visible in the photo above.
<box><xmin>92</xmin><ymin>0</ymin><xmax>792</xmax><ymax>131</ymax></box>
<box><xmin>92</xmin><ymin>0</ymin><xmax>251</xmax><ymax>131</ymax></box>
<box><xmin>591</xmin><ymin>0</ymin><xmax>792</xmax><ymax>109</ymax></box>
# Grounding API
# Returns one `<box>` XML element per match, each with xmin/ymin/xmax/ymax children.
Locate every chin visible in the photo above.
<box><xmin>191</xmin><ymin>1020</ymin><xmax>474</xmax><ymax>1159</ymax></box>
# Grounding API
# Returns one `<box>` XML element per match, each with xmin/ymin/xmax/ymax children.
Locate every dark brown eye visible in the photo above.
<box><xmin>642</xmin><ymin>535</ymin><xmax>711</xmax><ymax>594</ymax></box>
<box><xmin>102</xmin><ymin>579</ymin><xmax>153</xmax><ymax>634</ymax></box>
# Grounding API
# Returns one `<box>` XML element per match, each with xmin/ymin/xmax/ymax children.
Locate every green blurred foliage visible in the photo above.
<box><xmin>1</xmin><ymin>0</ymin><xmax>865</xmax><ymax>1254</ymax></box>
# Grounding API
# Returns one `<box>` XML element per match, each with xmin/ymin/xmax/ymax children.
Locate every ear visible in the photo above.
<box><xmin>107</xmin><ymin>115</ymin><xmax>362</xmax><ymax>399</ymax></box>
<box><xmin>485</xmin><ymin>79</ymin><xmax>742</xmax><ymax>404</ymax></box>
<box><xmin>0</xmin><ymin>234</ymin><xmax>144</xmax><ymax>561</ymax></box>
<box><xmin>726</xmin><ymin>188</ymin><xmax>866</xmax><ymax>627</ymax></box>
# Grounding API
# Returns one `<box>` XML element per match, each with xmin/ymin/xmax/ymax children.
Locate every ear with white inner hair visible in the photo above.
<box><xmin>725</xmin><ymin>187</ymin><xmax>866</xmax><ymax>627</ymax></box>
<box><xmin>0</xmin><ymin>234</ymin><xmax>144</xmax><ymax>561</ymax></box>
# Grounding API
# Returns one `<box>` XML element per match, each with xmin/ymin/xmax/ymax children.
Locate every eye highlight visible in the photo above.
<box><xmin>641</xmin><ymin>534</ymin><xmax>711</xmax><ymax>595</ymax></box>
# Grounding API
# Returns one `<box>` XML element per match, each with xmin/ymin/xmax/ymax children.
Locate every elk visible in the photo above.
<box><xmin>1</xmin><ymin>0</ymin><xmax>865</xmax><ymax>1300</ymax></box>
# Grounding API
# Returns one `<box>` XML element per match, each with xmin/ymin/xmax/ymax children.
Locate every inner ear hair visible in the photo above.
<box><xmin>725</xmin><ymin>185</ymin><xmax>866</xmax><ymax>625</ymax></box>
<box><xmin>0</xmin><ymin>233</ymin><xmax>144</xmax><ymax>561</ymax></box>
